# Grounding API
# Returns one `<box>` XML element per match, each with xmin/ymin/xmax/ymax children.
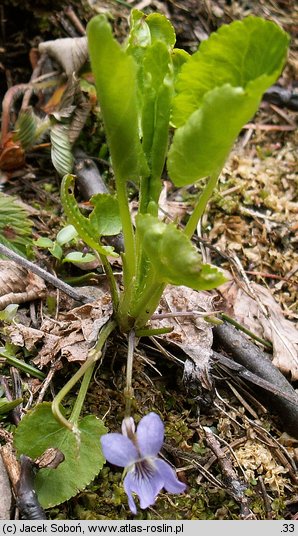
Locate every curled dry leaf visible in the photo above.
<box><xmin>151</xmin><ymin>285</ymin><xmax>216</xmax><ymax>390</ymax></box>
<box><xmin>220</xmin><ymin>280</ymin><xmax>298</xmax><ymax>380</ymax></box>
<box><xmin>0</xmin><ymin>261</ymin><xmax>46</xmax><ymax>310</ymax></box>
<box><xmin>38</xmin><ymin>37</ymin><xmax>88</xmax><ymax>76</ymax></box>
<box><xmin>5</xmin><ymin>324</ymin><xmax>44</xmax><ymax>352</ymax></box>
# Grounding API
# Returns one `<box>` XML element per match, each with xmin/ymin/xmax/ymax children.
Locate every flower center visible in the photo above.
<box><xmin>134</xmin><ymin>457</ymin><xmax>155</xmax><ymax>480</ymax></box>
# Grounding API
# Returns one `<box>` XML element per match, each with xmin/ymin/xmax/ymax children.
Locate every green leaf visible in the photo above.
<box><xmin>125</xmin><ymin>11</ymin><xmax>175</xmax><ymax>207</ymax></box>
<box><xmin>171</xmin><ymin>48</ymin><xmax>190</xmax><ymax>82</ymax></box>
<box><xmin>0</xmin><ymin>397</ymin><xmax>23</xmax><ymax>415</ymax></box>
<box><xmin>127</xmin><ymin>10</ymin><xmax>176</xmax><ymax>51</ymax></box>
<box><xmin>127</xmin><ymin>9</ymin><xmax>151</xmax><ymax>50</ymax></box>
<box><xmin>140</xmin><ymin>41</ymin><xmax>173</xmax><ymax>202</ymax></box>
<box><xmin>87</xmin><ymin>15</ymin><xmax>148</xmax><ymax>182</ymax></box>
<box><xmin>145</xmin><ymin>13</ymin><xmax>176</xmax><ymax>47</ymax></box>
<box><xmin>136</xmin><ymin>214</ymin><xmax>226</xmax><ymax>290</ymax></box>
<box><xmin>0</xmin><ymin>304</ymin><xmax>19</xmax><ymax>321</ymax></box>
<box><xmin>172</xmin><ymin>16</ymin><xmax>289</xmax><ymax>127</ymax></box>
<box><xmin>89</xmin><ymin>194</ymin><xmax>122</xmax><ymax>236</ymax></box>
<box><xmin>168</xmin><ymin>17</ymin><xmax>289</xmax><ymax>185</ymax></box>
<box><xmin>60</xmin><ymin>174</ymin><xmax>118</xmax><ymax>257</ymax></box>
<box><xmin>48</xmin><ymin>242</ymin><xmax>63</xmax><ymax>260</ymax></box>
<box><xmin>56</xmin><ymin>225</ymin><xmax>78</xmax><ymax>245</ymax></box>
<box><xmin>14</xmin><ymin>402</ymin><xmax>107</xmax><ymax>508</ymax></box>
<box><xmin>62</xmin><ymin>251</ymin><xmax>97</xmax><ymax>265</ymax></box>
<box><xmin>168</xmin><ymin>85</ymin><xmax>258</xmax><ymax>185</ymax></box>
<box><xmin>34</xmin><ymin>237</ymin><xmax>54</xmax><ymax>248</ymax></box>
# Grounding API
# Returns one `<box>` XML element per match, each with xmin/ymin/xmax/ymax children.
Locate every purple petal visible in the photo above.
<box><xmin>123</xmin><ymin>473</ymin><xmax>137</xmax><ymax>515</ymax></box>
<box><xmin>136</xmin><ymin>412</ymin><xmax>164</xmax><ymax>457</ymax></box>
<box><xmin>124</xmin><ymin>463</ymin><xmax>164</xmax><ymax>510</ymax></box>
<box><xmin>122</xmin><ymin>417</ymin><xmax>135</xmax><ymax>437</ymax></box>
<box><xmin>101</xmin><ymin>433</ymin><xmax>138</xmax><ymax>467</ymax></box>
<box><xmin>155</xmin><ymin>459</ymin><xmax>186</xmax><ymax>494</ymax></box>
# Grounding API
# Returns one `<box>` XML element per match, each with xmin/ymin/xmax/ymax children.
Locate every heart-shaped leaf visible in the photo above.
<box><xmin>14</xmin><ymin>402</ymin><xmax>107</xmax><ymax>508</ymax></box>
<box><xmin>60</xmin><ymin>174</ymin><xmax>118</xmax><ymax>257</ymax></box>
<box><xmin>89</xmin><ymin>193</ymin><xmax>122</xmax><ymax>236</ymax></box>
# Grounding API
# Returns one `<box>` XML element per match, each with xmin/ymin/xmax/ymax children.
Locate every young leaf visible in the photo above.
<box><xmin>126</xmin><ymin>11</ymin><xmax>175</xmax><ymax>206</ymax></box>
<box><xmin>171</xmin><ymin>49</ymin><xmax>190</xmax><ymax>82</ymax></box>
<box><xmin>62</xmin><ymin>251</ymin><xmax>97</xmax><ymax>265</ymax></box>
<box><xmin>145</xmin><ymin>13</ymin><xmax>176</xmax><ymax>48</ymax></box>
<box><xmin>136</xmin><ymin>214</ymin><xmax>226</xmax><ymax>290</ymax></box>
<box><xmin>141</xmin><ymin>41</ymin><xmax>173</xmax><ymax>203</ymax></box>
<box><xmin>14</xmin><ymin>402</ymin><xmax>107</xmax><ymax>508</ymax></box>
<box><xmin>87</xmin><ymin>15</ymin><xmax>148</xmax><ymax>182</ymax></box>
<box><xmin>56</xmin><ymin>224</ymin><xmax>78</xmax><ymax>245</ymax></box>
<box><xmin>128</xmin><ymin>9</ymin><xmax>150</xmax><ymax>48</ymax></box>
<box><xmin>168</xmin><ymin>17</ymin><xmax>289</xmax><ymax>185</ymax></box>
<box><xmin>60</xmin><ymin>174</ymin><xmax>118</xmax><ymax>257</ymax></box>
<box><xmin>89</xmin><ymin>193</ymin><xmax>122</xmax><ymax>236</ymax></box>
<box><xmin>127</xmin><ymin>10</ymin><xmax>176</xmax><ymax>52</ymax></box>
<box><xmin>0</xmin><ymin>304</ymin><xmax>19</xmax><ymax>322</ymax></box>
<box><xmin>34</xmin><ymin>237</ymin><xmax>54</xmax><ymax>248</ymax></box>
<box><xmin>48</xmin><ymin>242</ymin><xmax>63</xmax><ymax>260</ymax></box>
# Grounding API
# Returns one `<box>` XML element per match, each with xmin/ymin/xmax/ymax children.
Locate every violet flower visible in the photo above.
<box><xmin>100</xmin><ymin>412</ymin><xmax>186</xmax><ymax>514</ymax></box>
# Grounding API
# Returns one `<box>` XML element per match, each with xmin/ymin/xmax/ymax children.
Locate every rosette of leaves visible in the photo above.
<box><xmin>84</xmin><ymin>12</ymin><xmax>289</xmax><ymax>330</ymax></box>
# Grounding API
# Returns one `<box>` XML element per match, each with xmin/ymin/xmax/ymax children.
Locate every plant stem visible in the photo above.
<box><xmin>133</xmin><ymin>282</ymin><xmax>165</xmax><ymax>329</ymax></box>
<box><xmin>0</xmin><ymin>350</ymin><xmax>45</xmax><ymax>380</ymax></box>
<box><xmin>184</xmin><ymin>173</ymin><xmax>219</xmax><ymax>239</ymax></box>
<box><xmin>69</xmin><ymin>363</ymin><xmax>95</xmax><ymax>425</ymax></box>
<box><xmin>124</xmin><ymin>330</ymin><xmax>135</xmax><ymax>417</ymax></box>
<box><xmin>220</xmin><ymin>313</ymin><xmax>273</xmax><ymax>350</ymax></box>
<box><xmin>115</xmin><ymin>177</ymin><xmax>136</xmax><ymax>284</ymax></box>
<box><xmin>52</xmin><ymin>319</ymin><xmax>117</xmax><ymax>431</ymax></box>
<box><xmin>97</xmin><ymin>252</ymin><xmax>119</xmax><ymax>311</ymax></box>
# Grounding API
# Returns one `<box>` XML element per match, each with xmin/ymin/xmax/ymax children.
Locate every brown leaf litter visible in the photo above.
<box><xmin>5</xmin><ymin>292</ymin><xmax>112</xmax><ymax>367</ymax></box>
<box><xmin>151</xmin><ymin>285</ymin><xmax>217</xmax><ymax>390</ymax></box>
<box><xmin>220</xmin><ymin>279</ymin><xmax>298</xmax><ymax>380</ymax></box>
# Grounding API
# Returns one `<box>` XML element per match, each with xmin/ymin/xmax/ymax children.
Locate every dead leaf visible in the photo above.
<box><xmin>5</xmin><ymin>324</ymin><xmax>44</xmax><ymax>351</ymax></box>
<box><xmin>0</xmin><ymin>261</ymin><xmax>46</xmax><ymax>309</ymax></box>
<box><xmin>38</xmin><ymin>37</ymin><xmax>88</xmax><ymax>75</ymax></box>
<box><xmin>151</xmin><ymin>285</ymin><xmax>216</xmax><ymax>390</ymax></box>
<box><xmin>35</xmin><ymin>292</ymin><xmax>113</xmax><ymax>366</ymax></box>
<box><xmin>220</xmin><ymin>280</ymin><xmax>298</xmax><ymax>380</ymax></box>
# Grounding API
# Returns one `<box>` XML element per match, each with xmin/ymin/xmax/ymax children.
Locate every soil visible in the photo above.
<box><xmin>0</xmin><ymin>0</ymin><xmax>297</xmax><ymax>522</ymax></box>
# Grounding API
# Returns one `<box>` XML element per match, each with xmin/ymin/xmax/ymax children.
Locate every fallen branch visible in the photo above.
<box><xmin>0</xmin><ymin>244</ymin><xmax>90</xmax><ymax>304</ymax></box>
<box><xmin>213</xmin><ymin>322</ymin><xmax>298</xmax><ymax>438</ymax></box>
<box><xmin>202</xmin><ymin>426</ymin><xmax>254</xmax><ymax>519</ymax></box>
